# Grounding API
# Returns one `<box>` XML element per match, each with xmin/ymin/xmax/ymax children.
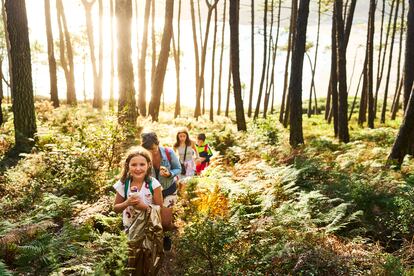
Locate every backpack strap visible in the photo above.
<box><xmin>204</xmin><ymin>144</ymin><xmax>208</xmax><ymax>153</ymax></box>
<box><xmin>124</xmin><ymin>177</ymin><xmax>130</xmax><ymax>201</ymax></box>
<box><xmin>148</xmin><ymin>179</ymin><xmax>153</xmax><ymax>195</ymax></box>
<box><xmin>164</xmin><ymin>147</ymin><xmax>172</xmax><ymax>163</ymax></box>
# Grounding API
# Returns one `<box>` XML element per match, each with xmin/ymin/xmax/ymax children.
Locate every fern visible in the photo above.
<box><xmin>0</xmin><ymin>260</ymin><xmax>12</xmax><ymax>276</ymax></box>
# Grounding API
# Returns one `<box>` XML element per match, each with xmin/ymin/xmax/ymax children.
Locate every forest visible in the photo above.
<box><xmin>1</xmin><ymin>0</ymin><xmax>414</xmax><ymax>274</ymax></box>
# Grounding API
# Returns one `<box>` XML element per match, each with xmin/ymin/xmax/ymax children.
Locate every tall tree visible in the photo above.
<box><xmin>254</xmin><ymin>0</ymin><xmax>268</xmax><ymax>119</ymax></box>
<box><xmin>388</xmin><ymin>83</ymin><xmax>414</xmax><ymax>168</ymax></box>
<box><xmin>289</xmin><ymin>0</ymin><xmax>310</xmax><ymax>147</ymax></box>
<box><xmin>366</xmin><ymin>0</ymin><xmax>376</xmax><ymax>128</ymax></box>
<box><xmin>267</xmin><ymin>0</ymin><xmax>282</xmax><ymax>116</ymax></box>
<box><xmin>279</xmin><ymin>0</ymin><xmax>297</xmax><ymax>124</ymax></box>
<box><xmin>5</xmin><ymin>0</ymin><xmax>36</xmax><ymax>149</ymax></box>
<box><xmin>148</xmin><ymin>0</ymin><xmax>174</xmax><ymax>121</ymax></box>
<box><xmin>247</xmin><ymin>0</ymin><xmax>254</xmax><ymax>117</ymax></box>
<box><xmin>335</xmin><ymin>0</ymin><xmax>349</xmax><ymax>142</ymax></box>
<box><xmin>173</xmin><ymin>0</ymin><xmax>181</xmax><ymax>118</ymax></box>
<box><xmin>138</xmin><ymin>0</ymin><xmax>151</xmax><ymax>116</ymax></box>
<box><xmin>217</xmin><ymin>0</ymin><xmax>227</xmax><ymax>115</ymax></box>
<box><xmin>404</xmin><ymin>0</ymin><xmax>414</xmax><ymax>111</ymax></box>
<box><xmin>44</xmin><ymin>0</ymin><xmax>58</xmax><ymax>108</ymax></box>
<box><xmin>194</xmin><ymin>0</ymin><xmax>219</xmax><ymax>118</ymax></box>
<box><xmin>109</xmin><ymin>0</ymin><xmax>115</xmax><ymax>110</ymax></box>
<box><xmin>210</xmin><ymin>6</ymin><xmax>218</xmax><ymax>121</ymax></box>
<box><xmin>381</xmin><ymin>0</ymin><xmax>400</xmax><ymax>123</ymax></box>
<box><xmin>81</xmin><ymin>0</ymin><xmax>103</xmax><ymax>109</ymax></box>
<box><xmin>307</xmin><ymin>0</ymin><xmax>321</xmax><ymax>117</ymax></box>
<box><xmin>56</xmin><ymin>0</ymin><xmax>76</xmax><ymax>105</ymax></box>
<box><xmin>151</xmin><ymin>0</ymin><xmax>156</xmax><ymax>82</ymax></box>
<box><xmin>229</xmin><ymin>0</ymin><xmax>246</xmax><ymax>131</ymax></box>
<box><xmin>391</xmin><ymin>0</ymin><xmax>405</xmax><ymax>120</ymax></box>
<box><xmin>116</xmin><ymin>0</ymin><xmax>137</xmax><ymax>124</ymax></box>
<box><xmin>388</xmin><ymin>0</ymin><xmax>414</xmax><ymax>167</ymax></box>
<box><xmin>376</xmin><ymin>0</ymin><xmax>395</xmax><ymax>115</ymax></box>
<box><xmin>190</xmin><ymin>0</ymin><xmax>200</xmax><ymax>114</ymax></box>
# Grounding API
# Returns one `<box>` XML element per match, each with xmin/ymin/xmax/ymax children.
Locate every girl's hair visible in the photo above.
<box><xmin>120</xmin><ymin>147</ymin><xmax>152</xmax><ymax>184</ymax></box>
<box><xmin>174</xmin><ymin>127</ymin><xmax>192</xmax><ymax>148</ymax></box>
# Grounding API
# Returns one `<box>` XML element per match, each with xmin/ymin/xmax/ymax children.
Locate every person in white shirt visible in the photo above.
<box><xmin>113</xmin><ymin>147</ymin><xmax>163</xmax><ymax>229</ymax></box>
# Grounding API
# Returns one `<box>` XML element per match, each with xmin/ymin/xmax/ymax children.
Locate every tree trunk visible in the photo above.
<box><xmin>335</xmin><ymin>0</ymin><xmax>350</xmax><ymax>142</ymax></box>
<box><xmin>0</xmin><ymin>59</ymin><xmax>3</xmax><ymax>125</ymax></box>
<box><xmin>138</xmin><ymin>0</ymin><xmax>151</xmax><ymax>116</ymax></box>
<box><xmin>6</xmin><ymin>0</ymin><xmax>36</xmax><ymax>149</ymax></box>
<box><xmin>381</xmin><ymin>0</ymin><xmax>400</xmax><ymax>124</ymax></box>
<box><xmin>247</xmin><ymin>0</ymin><xmax>254</xmax><ymax>117</ymax></box>
<box><xmin>263</xmin><ymin>0</ymin><xmax>275</xmax><ymax>119</ymax></box>
<box><xmin>148</xmin><ymin>0</ymin><xmax>174</xmax><ymax>121</ymax></box>
<box><xmin>109</xmin><ymin>0</ymin><xmax>115</xmax><ymax>110</ymax></box>
<box><xmin>330</xmin><ymin>6</ymin><xmax>338</xmax><ymax>136</ymax></box>
<box><xmin>376</xmin><ymin>0</ymin><xmax>395</xmax><ymax>115</ymax></box>
<box><xmin>289</xmin><ymin>0</ymin><xmax>309</xmax><ymax>147</ymax></box>
<box><xmin>217</xmin><ymin>0</ymin><xmax>227</xmax><ymax>116</ymax></box>
<box><xmin>404</xmin><ymin>0</ymin><xmax>414</xmax><ymax>111</ymax></box>
<box><xmin>229</xmin><ymin>0</ymin><xmax>246</xmax><ymax>131</ymax></box>
<box><xmin>307</xmin><ymin>0</ymin><xmax>321</xmax><ymax>118</ymax></box>
<box><xmin>98</xmin><ymin>0</ymin><xmax>103</xmax><ymax>108</ymax></box>
<box><xmin>279</xmin><ymin>0</ymin><xmax>297</xmax><ymax>124</ymax></box>
<box><xmin>151</xmin><ymin>0</ymin><xmax>156</xmax><ymax>83</ymax></box>
<box><xmin>210</xmin><ymin>6</ymin><xmax>218</xmax><ymax>122</ymax></box>
<box><xmin>253</xmin><ymin>0</ymin><xmax>267</xmax><ymax>119</ymax></box>
<box><xmin>190</xmin><ymin>0</ymin><xmax>200</xmax><ymax>117</ymax></box>
<box><xmin>174</xmin><ymin>0</ymin><xmax>181</xmax><ymax>118</ymax></box>
<box><xmin>367</xmin><ymin>0</ymin><xmax>376</xmax><ymax>129</ymax></box>
<box><xmin>44</xmin><ymin>0</ymin><xmax>59</xmax><ymax>108</ymax></box>
<box><xmin>269</xmin><ymin>0</ymin><xmax>282</xmax><ymax>115</ymax></box>
<box><xmin>267</xmin><ymin>0</ymin><xmax>281</xmax><ymax>116</ymax></box>
<box><xmin>195</xmin><ymin>0</ymin><xmax>219</xmax><ymax>119</ymax></box>
<box><xmin>391</xmin><ymin>0</ymin><xmax>405</xmax><ymax>121</ymax></box>
<box><xmin>225</xmin><ymin>59</ymin><xmax>231</xmax><ymax>117</ymax></box>
<box><xmin>388</xmin><ymin>84</ymin><xmax>414</xmax><ymax>167</ymax></box>
<box><xmin>116</xmin><ymin>0</ymin><xmax>137</xmax><ymax>124</ymax></box>
<box><xmin>56</xmin><ymin>0</ymin><xmax>76</xmax><ymax>105</ymax></box>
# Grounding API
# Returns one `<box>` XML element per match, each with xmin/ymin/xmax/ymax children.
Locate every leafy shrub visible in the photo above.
<box><xmin>253</xmin><ymin>117</ymin><xmax>280</xmax><ymax>146</ymax></box>
<box><xmin>175</xmin><ymin>217</ymin><xmax>238</xmax><ymax>275</ymax></box>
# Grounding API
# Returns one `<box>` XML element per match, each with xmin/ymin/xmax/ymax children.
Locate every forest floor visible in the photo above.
<box><xmin>1</xmin><ymin>101</ymin><xmax>414</xmax><ymax>275</ymax></box>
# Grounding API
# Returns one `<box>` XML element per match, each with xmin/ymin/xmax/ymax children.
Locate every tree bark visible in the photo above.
<box><xmin>116</xmin><ymin>0</ymin><xmax>137</xmax><ymax>124</ymax></box>
<box><xmin>289</xmin><ymin>0</ymin><xmax>309</xmax><ymax>147</ymax></box>
<box><xmin>148</xmin><ymin>0</ymin><xmax>174</xmax><ymax>121</ymax></box>
<box><xmin>210</xmin><ymin>6</ymin><xmax>218</xmax><ymax>121</ymax></box>
<box><xmin>404</xmin><ymin>0</ymin><xmax>414</xmax><ymax>111</ymax></box>
<box><xmin>217</xmin><ymin>0</ymin><xmax>227</xmax><ymax>116</ymax></box>
<box><xmin>6</xmin><ymin>0</ymin><xmax>36</xmax><ymax>149</ymax></box>
<box><xmin>335</xmin><ymin>0</ymin><xmax>350</xmax><ymax>142</ymax></box>
<box><xmin>138</xmin><ymin>0</ymin><xmax>151</xmax><ymax>116</ymax></box>
<box><xmin>253</xmin><ymin>0</ymin><xmax>268</xmax><ymax>119</ymax></box>
<box><xmin>247</xmin><ymin>0</ymin><xmax>254</xmax><ymax>117</ymax></box>
<box><xmin>109</xmin><ymin>0</ymin><xmax>115</xmax><ymax>110</ymax></box>
<box><xmin>174</xmin><ymin>0</ymin><xmax>181</xmax><ymax>118</ymax></box>
<box><xmin>229</xmin><ymin>0</ymin><xmax>246</xmax><ymax>131</ymax></box>
<box><xmin>44</xmin><ymin>0</ymin><xmax>59</xmax><ymax>108</ymax></box>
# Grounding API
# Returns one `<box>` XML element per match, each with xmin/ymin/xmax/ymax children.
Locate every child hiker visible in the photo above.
<box><xmin>195</xmin><ymin>133</ymin><xmax>213</xmax><ymax>175</ymax></box>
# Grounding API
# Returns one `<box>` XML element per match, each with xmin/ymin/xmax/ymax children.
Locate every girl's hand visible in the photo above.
<box><xmin>126</xmin><ymin>195</ymin><xmax>141</xmax><ymax>207</ymax></box>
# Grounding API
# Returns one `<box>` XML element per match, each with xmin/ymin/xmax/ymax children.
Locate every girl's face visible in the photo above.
<box><xmin>128</xmin><ymin>155</ymin><xmax>149</xmax><ymax>180</ymax></box>
<box><xmin>178</xmin><ymin>132</ymin><xmax>187</xmax><ymax>143</ymax></box>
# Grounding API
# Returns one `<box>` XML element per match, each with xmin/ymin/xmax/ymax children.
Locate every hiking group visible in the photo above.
<box><xmin>113</xmin><ymin>128</ymin><xmax>213</xmax><ymax>275</ymax></box>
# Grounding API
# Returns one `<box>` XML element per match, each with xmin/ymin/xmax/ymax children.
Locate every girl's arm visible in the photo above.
<box><xmin>153</xmin><ymin>187</ymin><xmax>163</xmax><ymax>207</ymax></box>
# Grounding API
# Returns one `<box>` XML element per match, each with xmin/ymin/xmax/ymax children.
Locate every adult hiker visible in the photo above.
<box><xmin>195</xmin><ymin>133</ymin><xmax>213</xmax><ymax>175</ymax></box>
<box><xmin>141</xmin><ymin>131</ymin><xmax>181</xmax><ymax>251</ymax></box>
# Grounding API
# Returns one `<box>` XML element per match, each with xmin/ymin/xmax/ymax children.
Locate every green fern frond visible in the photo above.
<box><xmin>0</xmin><ymin>220</ymin><xmax>56</xmax><ymax>246</ymax></box>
